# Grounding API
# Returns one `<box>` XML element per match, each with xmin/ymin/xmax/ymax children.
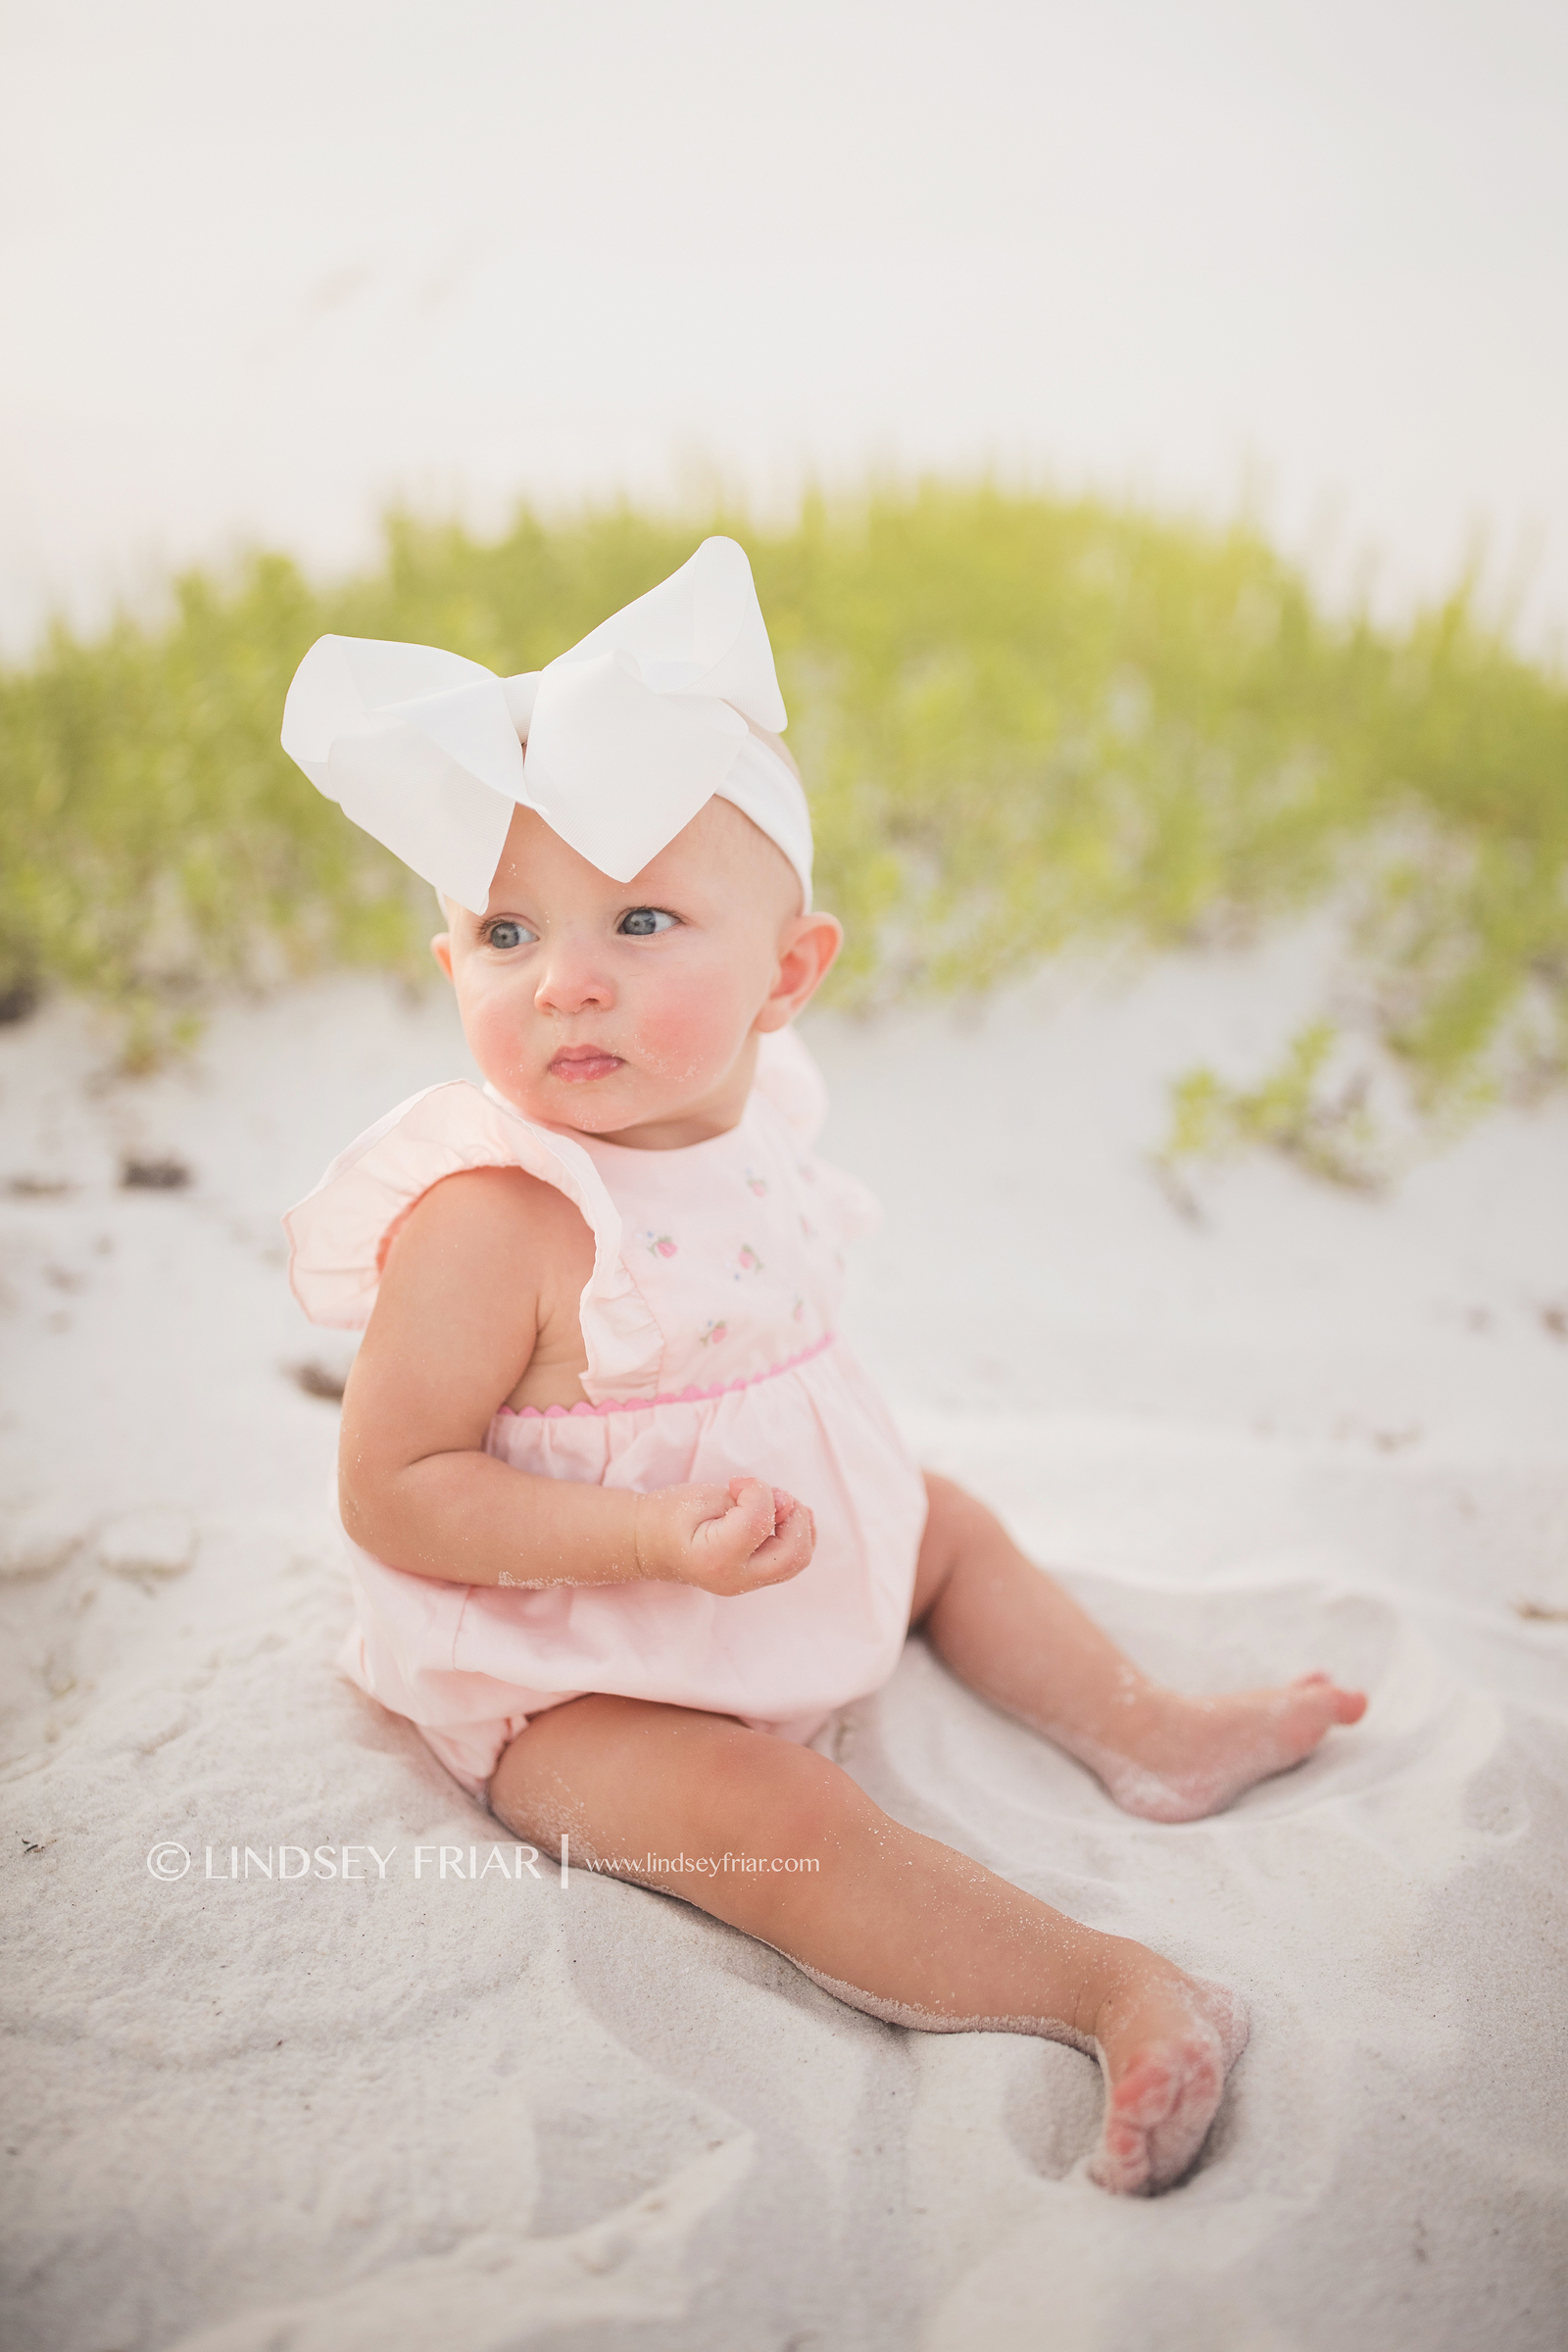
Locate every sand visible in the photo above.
<box><xmin>2</xmin><ymin>935</ymin><xmax>1566</xmax><ymax>2350</ymax></box>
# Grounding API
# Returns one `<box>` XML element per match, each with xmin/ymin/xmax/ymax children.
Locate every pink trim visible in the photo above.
<box><xmin>498</xmin><ymin>1331</ymin><xmax>835</xmax><ymax>1420</ymax></box>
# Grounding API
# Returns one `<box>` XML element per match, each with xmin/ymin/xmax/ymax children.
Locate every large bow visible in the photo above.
<box><xmin>280</xmin><ymin>536</ymin><xmax>790</xmax><ymax>913</ymax></box>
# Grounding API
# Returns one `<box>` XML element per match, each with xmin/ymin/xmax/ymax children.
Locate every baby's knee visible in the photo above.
<box><xmin>913</xmin><ymin>1473</ymin><xmax>1005</xmax><ymax>1617</ymax></box>
<box><xmin>709</xmin><ymin>1736</ymin><xmax>861</xmax><ymax>1874</ymax></box>
<box><xmin>923</xmin><ymin>1471</ymin><xmax>1002</xmax><ymax>1544</ymax></box>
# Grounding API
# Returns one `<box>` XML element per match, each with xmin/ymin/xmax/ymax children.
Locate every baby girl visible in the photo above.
<box><xmin>282</xmin><ymin>539</ymin><xmax>1366</xmax><ymax>2196</ymax></box>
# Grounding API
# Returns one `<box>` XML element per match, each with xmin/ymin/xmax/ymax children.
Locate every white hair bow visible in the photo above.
<box><xmin>280</xmin><ymin>536</ymin><xmax>810</xmax><ymax>913</ymax></box>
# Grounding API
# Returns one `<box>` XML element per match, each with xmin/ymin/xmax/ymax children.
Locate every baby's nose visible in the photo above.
<box><xmin>533</xmin><ymin>944</ymin><xmax>614</xmax><ymax>1014</ymax></box>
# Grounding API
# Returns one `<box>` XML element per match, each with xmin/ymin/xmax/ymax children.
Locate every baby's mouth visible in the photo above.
<box><xmin>548</xmin><ymin>1045</ymin><xmax>625</xmax><ymax>1084</ymax></box>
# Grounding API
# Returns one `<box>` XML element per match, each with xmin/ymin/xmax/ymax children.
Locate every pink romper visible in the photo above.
<box><xmin>284</xmin><ymin>1031</ymin><xmax>929</xmax><ymax>1798</ymax></box>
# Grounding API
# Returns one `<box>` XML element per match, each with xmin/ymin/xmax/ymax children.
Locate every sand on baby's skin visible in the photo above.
<box><xmin>2</xmin><ymin>930</ymin><xmax>1567</xmax><ymax>2350</ymax></box>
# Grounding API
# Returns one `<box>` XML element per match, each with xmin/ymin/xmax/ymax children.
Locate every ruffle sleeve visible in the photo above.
<box><xmin>754</xmin><ymin>1028</ymin><xmax>881</xmax><ymax>1241</ymax></box>
<box><xmin>808</xmin><ymin>1158</ymin><xmax>882</xmax><ymax>1244</ymax></box>
<box><xmin>282</xmin><ymin>1081</ymin><xmax>663</xmax><ymax>1401</ymax></box>
<box><xmin>753</xmin><ymin>1023</ymin><xmax>829</xmax><ymax>1144</ymax></box>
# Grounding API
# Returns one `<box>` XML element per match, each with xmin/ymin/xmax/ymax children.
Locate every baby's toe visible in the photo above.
<box><xmin>1280</xmin><ymin>1678</ymin><xmax>1365</xmax><ymax>1758</ymax></box>
<box><xmin>1144</xmin><ymin>2040</ymin><xmax>1225</xmax><ymax>2188</ymax></box>
<box><xmin>1089</xmin><ymin>2053</ymin><xmax>1182</xmax><ymax>2195</ymax></box>
<box><xmin>1291</xmin><ymin>1671</ymin><xmax>1366</xmax><ymax>1725</ymax></box>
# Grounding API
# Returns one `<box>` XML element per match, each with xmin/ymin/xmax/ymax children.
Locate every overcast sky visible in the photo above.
<box><xmin>3</xmin><ymin>0</ymin><xmax>1564</xmax><ymax>654</ymax></box>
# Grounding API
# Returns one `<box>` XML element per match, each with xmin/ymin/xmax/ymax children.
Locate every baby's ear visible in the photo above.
<box><xmin>758</xmin><ymin>912</ymin><xmax>841</xmax><ymax>1029</ymax></box>
<box><xmin>430</xmin><ymin>933</ymin><xmax>455</xmax><ymax>982</ymax></box>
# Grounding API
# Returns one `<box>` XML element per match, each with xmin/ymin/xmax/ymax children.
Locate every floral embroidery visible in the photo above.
<box><xmin>736</xmin><ymin>1245</ymin><xmax>763</xmax><ymax>1275</ymax></box>
<box><xmin>793</xmin><ymin>1296</ymin><xmax>806</xmax><ymax>1323</ymax></box>
<box><xmin>743</xmin><ymin>1167</ymin><xmax>769</xmax><ymax>1198</ymax></box>
<box><xmin>641</xmin><ymin>1230</ymin><xmax>678</xmax><ymax>1259</ymax></box>
<box><xmin>698</xmin><ymin>1318</ymin><xmax>728</xmax><ymax>1348</ymax></box>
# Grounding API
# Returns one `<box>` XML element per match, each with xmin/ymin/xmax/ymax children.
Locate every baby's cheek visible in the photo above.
<box><xmin>631</xmin><ymin>986</ymin><xmax>749</xmax><ymax>1081</ymax></box>
<box><xmin>461</xmin><ymin>989</ymin><xmax>533</xmax><ymax>1088</ymax></box>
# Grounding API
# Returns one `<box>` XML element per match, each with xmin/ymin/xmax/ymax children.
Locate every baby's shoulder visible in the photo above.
<box><xmin>388</xmin><ymin>1158</ymin><xmax>593</xmax><ymax>1297</ymax></box>
<box><xmin>285</xmin><ymin>1079</ymin><xmax>610</xmax><ymax>1331</ymax></box>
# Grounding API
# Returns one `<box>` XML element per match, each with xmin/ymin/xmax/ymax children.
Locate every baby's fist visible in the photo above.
<box><xmin>635</xmin><ymin>1478</ymin><xmax>814</xmax><ymax>1595</ymax></box>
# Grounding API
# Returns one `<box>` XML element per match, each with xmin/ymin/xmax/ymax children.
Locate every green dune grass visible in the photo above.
<box><xmin>2</xmin><ymin>484</ymin><xmax>1564</xmax><ymax>1169</ymax></box>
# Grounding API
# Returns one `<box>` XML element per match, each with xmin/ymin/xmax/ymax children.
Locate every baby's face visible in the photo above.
<box><xmin>433</xmin><ymin>800</ymin><xmax>839</xmax><ymax>1146</ymax></box>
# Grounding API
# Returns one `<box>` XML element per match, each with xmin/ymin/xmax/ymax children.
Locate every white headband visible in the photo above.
<box><xmin>279</xmin><ymin>537</ymin><xmax>812</xmax><ymax>914</ymax></box>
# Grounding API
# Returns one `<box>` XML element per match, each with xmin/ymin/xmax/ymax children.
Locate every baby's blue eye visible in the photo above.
<box><xmin>618</xmin><ymin>907</ymin><xmax>677</xmax><ymax>937</ymax></box>
<box><xmin>486</xmin><ymin>920</ymin><xmax>534</xmax><ymax>951</ymax></box>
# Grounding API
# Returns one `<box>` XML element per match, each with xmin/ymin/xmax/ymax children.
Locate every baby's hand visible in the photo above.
<box><xmin>635</xmin><ymin>1478</ymin><xmax>815</xmax><ymax>1596</ymax></box>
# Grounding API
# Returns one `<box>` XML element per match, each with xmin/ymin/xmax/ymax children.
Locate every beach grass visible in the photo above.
<box><xmin>2</xmin><ymin>483</ymin><xmax>1564</xmax><ymax>1157</ymax></box>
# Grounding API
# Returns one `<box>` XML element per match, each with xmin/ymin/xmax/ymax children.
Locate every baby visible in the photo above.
<box><xmin>282</xmin><ymin>540</ymin><xmax>1366</xmax><ymax>2197</ymax></box>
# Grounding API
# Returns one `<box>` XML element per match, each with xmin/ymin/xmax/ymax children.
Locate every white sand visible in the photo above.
<box><xmin>3</xmin><ymin>938</ymin><xmax>1566</xmax><ymax>2350</ymax></box>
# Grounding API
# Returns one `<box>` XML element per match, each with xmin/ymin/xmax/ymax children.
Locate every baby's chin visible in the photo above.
<box><xmin>484</xmin><ymin>1075</ymin><xmax>619</xmax><ymax>1130</ymax></box>
<box><xmin>477</xmin><ymin>1062</ymin><xmax>689</xmax><ymax>1138</ymax></box>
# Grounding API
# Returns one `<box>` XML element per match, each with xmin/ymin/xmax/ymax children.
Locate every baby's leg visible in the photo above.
<box><xmin>911</xmin><ymin>1474</ymin><xmax>1367</xmax><ymax>1822</ymax></box>
<box><xmin>492</xmin><ymin>1695</ymin><xmax>1248</xmax><ymax>2196</ymax></box>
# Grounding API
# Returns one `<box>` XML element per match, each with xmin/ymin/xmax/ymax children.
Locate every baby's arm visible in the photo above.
<box><xmin>338</xmin><ymin>1168</ymin><xmax>812</xmax><ymax>1595</ymax></box>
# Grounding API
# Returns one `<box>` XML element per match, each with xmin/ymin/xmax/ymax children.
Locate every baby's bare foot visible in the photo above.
<box><xmin>1090</xmin><ymin>1675</ymin><xmax>1368</xmax><ymax>1823</ymax></box>
<box><xmin>1088</xmin><ymin>1961</ymin><xmax>1249</xmax><ymax>2195</ymax></box>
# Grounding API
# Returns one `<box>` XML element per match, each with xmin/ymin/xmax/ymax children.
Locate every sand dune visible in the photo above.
<box><xmin>2</xmin><ymin>946</ymin><xmax>1565</xmax><ymax>2350</ymax></box>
